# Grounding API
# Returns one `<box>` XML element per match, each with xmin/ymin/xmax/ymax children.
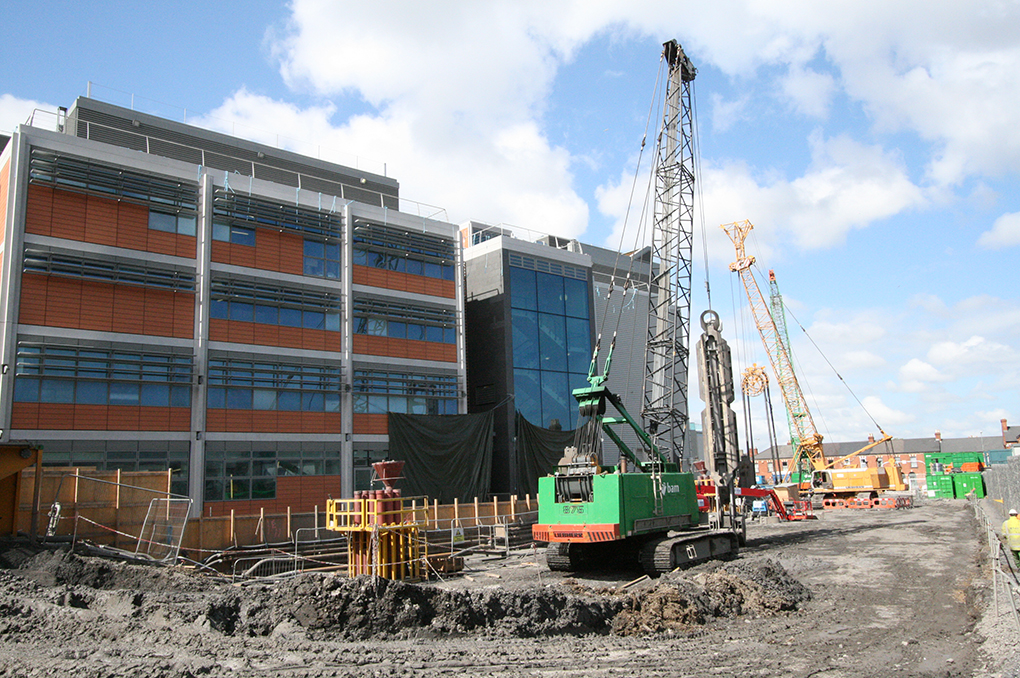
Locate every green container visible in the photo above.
<box><xmin>952</xmin><ymin>472</ymin><xmax>985</xmax><ymax>499</ymax></box>
<box><xmin>934</xmin><ymin>475</ymin><xmax>956</xmax><ymax>498</ymax></box>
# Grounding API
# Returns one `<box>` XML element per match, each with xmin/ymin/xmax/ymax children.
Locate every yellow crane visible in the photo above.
<box><xmin>722</xmin><ymin>219</ymin><xmax>906</xmax><ymax>499</ymax></box>
<box><xmin>722</xmin><ymin>219</ymin><xmax>825</xmax><ymax>478</ymax></box>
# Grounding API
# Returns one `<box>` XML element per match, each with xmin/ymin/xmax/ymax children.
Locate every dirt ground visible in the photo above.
<box><xmin>0</xmin><ymin>498</ymin><xmax>1016</xmax><ymax>677</ymax></box>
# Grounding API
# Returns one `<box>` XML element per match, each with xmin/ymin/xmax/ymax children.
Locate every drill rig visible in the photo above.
<box><xmin>531</xmin><ymin>40</ymin><xmax>743</xmax><ymax>576</ymax></box>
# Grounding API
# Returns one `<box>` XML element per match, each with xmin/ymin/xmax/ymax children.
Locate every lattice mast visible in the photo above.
<box><xmin>642</xmin><ymin>40</ymin><xmax>697</xmax><ymax>465</ymax></box>
<box><xmin>767</xmin><ymin>269</ymin><xmax>802</xmax><ymax>457</ymax></box>
<box><xmin>721</xmin><ymin>220</ymin><xmax>827</xmax><ymax>474</ymax></box>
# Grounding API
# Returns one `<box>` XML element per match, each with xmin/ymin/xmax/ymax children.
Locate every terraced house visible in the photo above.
<box><xmin>0</xmin><ymin>98</ymin><xmax>464</xmax><ymax>516</ymax></box>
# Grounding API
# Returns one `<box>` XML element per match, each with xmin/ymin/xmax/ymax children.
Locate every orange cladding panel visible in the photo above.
<box><xmin>25</xmin><ymin>185</ymin><xmax>53</xmax><ymax>236</ymax></box>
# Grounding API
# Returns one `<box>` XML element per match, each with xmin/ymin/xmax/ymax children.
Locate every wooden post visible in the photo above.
<box><xmin>314</xmin><ymin>505</ymin><xmax>319</xmax><ymax>538</ymax></box>
<box><xmin>29</xmin><ymin>450</ymin><xmax>43</xmax><ymax>543</ymax></box>
<box><xmin>511</xmin><ymin>495</ymin><xmax>517</xmax><ymax>522</ymax></box>
<box><xmin>115</xmin><ymin>469</ymin><xmax>121</xmax><ymax>510</ymax></box>
<box><xmin>286</xmin><ymin>506</ymin><xmax>292</xmax><ymax>539</ymax></box>
<box><xmin>473</xmin><ymin>497</ymin><xmax>479</xmax><ymax>527</ymax></box>
<box><xmin>230</xmin><ymin>509</ymin><xmax>236</xmax><ymax>547</ymax></box>
<box><xmin>259</xmin><ymin>507</ymin><xmax>265</xmax><ymax>543</ymax></box>
<box><xmin>433</xmin><ymin>498</ymin><xmax>438</xmax><ymax>529</ymax></box>
<box><xmin>492</xmin><ymin>496</ymin><xmax>498</xmax><ymax>525</ymax></box>
<box><xmin>454</xmin><ymin>497</ymin><xmax>459</xmax><ymax>526</ymax></box>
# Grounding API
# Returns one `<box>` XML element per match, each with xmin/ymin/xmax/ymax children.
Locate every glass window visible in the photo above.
<box><xmin>177</xmin><ymin>215</ymin><xmax>196</xmax><ymax>237</ymax></box>
<box><xmin>353</xmin><ymin>249</ymin><xmax>368</xmax><ymax>266</ymax></box>
<box><xmin>563</xmin><ymin>278</ymin><xmax>589</xmax><ymax>319</ymax></box>
<box><xmin>230</xmin><ymin>302</ymin><xmax>254</xmax><ymax>322</ymax></box>
<box><xmin>303</xmin><ymin>311</ymin><xmax>325</xmax><ymax>330</ymax></box>
<box><xmin>109</xmin><ymin>382</ymin><xmax>139</xmax><ymax>406</ymax></box>
<box><xmin>304</xmin><ymin>257</ymin><xmax>325</xmax><ymax>277</ymax></box>
<box><xmin>170</xmin><ymin>385</ymin><xmax>191</xmax><ymax>408</ymax></box>
<box><xmin>254</xmin><ymin>304</ymin><xmax>278</xmax><ymax>325</ymax></box>
<box><xmin>538</xmin><ymin>313</ymin><xmax>568</xmax><ymax>372</ymax></box>
<box><xmin>424</xmin><ymin>261</ymin><xmax>441</xmax><ymax>278</ymax></box>
<box><xmin>140</xmin><ymin>383</ymin><xmax>170</xmax><ymax>407</ymax></box>
<box><xmin>511</xmin><ymin>309</ymin><xmax>539</xmax><ymax>370</ymax></box>
<box><xmin>76</xmin><ymin>381</ymin><xmax>108</xmax><ymax>405</ymax></box>
<box><xmin>278</xmin><ymin>391</ymin><xmax>301</xmax><ymax>411</ymax></box>
<box><xmin>388</xmin><ymin>321</ymin><xmax>406</xmax><ymax>339</ymax></box>
<box><xmin>253</xmin><ymin>389</ymin><xmax>276</xmax><ymax>410</ymax></box>
<box><xmin>226</xmin><ymin>388</ymin><xmax>252</xmax><ymax>410</ymax></box>
<box><xmin>509</xmin><ymin>267</ymin><xmax>537</xmax><ymax>311</ymax></box>
<box><xmin>325</xmin><ymin>393</ymin><xmax>341</xmax><ymax>413</ymax></box>
<box><xmin>444</xmin><ymin>327</ymin><xmax>456</xmax><ymax>344</ymax></box>
<box><xmin>405</xmin><ymin>259</ymin><xmax>423</xmax><ymax>276</ymax></box>
<box><xmin>207</xmin><ymin>387</ymin><xmax>225</xmax><ymax>408</ymax></box>
<box><xmin>148</xmin><ymin>211</ymin><xmax>176</xmax><ymax>233</ymax></box>
<box><xmin>213</xmin><ymin>221</ymin><xmax>231</xmax><ymax>242</ymax></box>
<box><xmin>426</xmin><ymin>325</ymin><xmax>444</xmax><ymax>343</ymax></box>
<box><xmin>227</xmin><ymin>478</ymin><xmax>250</xmax><ymax>500</ymax></box>
<box><xmin>302</xmin><ymin>392</ymin><xmax>324</xmax><ymax>411</ymax></box>
<box><xmin>406</xmin><ymin>323</ymin><xmax>425</xmax><ymax>341</ymax></box>
<box><xmin>13</xmin><ymin>377</ymin><xmax>39</xmax><ymax>402</ymax></box>
<box><xmin>537</xmin><ymin>272</ymin><xmax>565</xmax><ymax>316</ymax></box>
<box><xmin>541</xmin><ymin>371</ymin><xmax>570</xmax><ymax>430</ymax></box>
<box><xmin>304</xmin><ymin>240</ymin><xmax>324</xmax><ymax>259</ymax></box>
<box><xmin>325</xmin><ymin>312</ymin><xmax>341</xmax><ymax>332</ymax></box>
<box><xmin>513</xmin><ymin>368</ymin><xmax>542</xmax><ymax>425</ymax></box>
<box><xmin>279</xmin><ymin>307</ymin><xmax>302</xmax><ymax>327</ymax></box>
<box><xmin>210</xmin><ymin>299</ymin><xmax>229</xmax><ymax>320</ymax></box>
<box><xmin>325</xmin><ymin>260</ymin><xmax>340</xmax><ymax>279</ymax></box>
<box><xmin>566</xmin><ymin>317</ymin><xmax>592</xmax><ymax>374</ymax></box>
<box><xmin>367</xmin><ymin>318</ymin><xmax>387</xmax><ymax>336</ymax></box>
<box><xmin>231</xmin><ymin>226</ymin><xmax>256</xmax><ymax>247</ymax></box>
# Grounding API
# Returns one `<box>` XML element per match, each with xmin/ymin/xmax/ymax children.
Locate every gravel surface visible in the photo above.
<box><xmin>0</xmin><ymin>499</ymin><xmax>1011</xmax><ymax>677</ymax></box>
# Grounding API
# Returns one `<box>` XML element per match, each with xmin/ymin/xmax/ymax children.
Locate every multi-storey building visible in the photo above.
<box><xmin>0</xmin><ymin>98</ymin><xmax>464</xmax><ymax>516</ymax></box>
<box><xmin>462</xmin><ymin>224</ymin><xmax>595</xmax><ymax>497</ymax></box>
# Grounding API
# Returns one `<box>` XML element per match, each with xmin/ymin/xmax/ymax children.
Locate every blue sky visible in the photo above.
<box><xmin>2</xmin><ymin>1</ymin><xmax>1018</xmax><ymax>446</ymax></box>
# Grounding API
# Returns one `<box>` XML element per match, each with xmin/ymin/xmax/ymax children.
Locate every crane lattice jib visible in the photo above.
<box><xmin>721</xmin><ymin>220</ymin><xmax>826</xmax><ymax>472</ymax></box>
<box><xmin>642</xmin><ymin>40</ymin><xmax>696</xmax><ymax>464</ymax></box>
<box><xmin>768</xmin><ymin>269</ymin><xmax>801</xmax><ymax>454</ymax></box>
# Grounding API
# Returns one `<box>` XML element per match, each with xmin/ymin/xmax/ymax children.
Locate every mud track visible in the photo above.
<box><xmin>0</xmin><ymin>500</ymin><xmax>1008</xmax><ymax>677</ymax></box>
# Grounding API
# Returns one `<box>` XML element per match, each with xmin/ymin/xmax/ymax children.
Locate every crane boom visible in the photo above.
<box><xmin>767</xmin><ymin>269</ymin><xmax>802</xmax><ymax>474</ymax></box>
<box><xmin>722</xmin><ymin>220</ymin><xmax>826</xmax><ymax>474</ymax></box>
<box><xmin>642</xmin><ymin>39</ymin><xmax>697</xmax><ymax>464</ymax></box>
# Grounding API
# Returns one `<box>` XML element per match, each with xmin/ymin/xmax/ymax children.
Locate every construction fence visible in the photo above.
<box><xmin>982</xmin><ymin>456</ymin><xmax>1020</xmax><ymax>512</ymax></box>
<box><xmin>17</xmin><ymin>467</ymin><xmax>539</xmax><ymax>570</ymax></box>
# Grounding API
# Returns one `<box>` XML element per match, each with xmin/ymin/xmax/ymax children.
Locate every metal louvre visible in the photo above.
<box><xmin>23</xmin><ymin>249</ymin><xmax>196</xmax><ymax>292</ymax></box>
<box><xmin>213</xmin><ymin>189</ymin><xmax>342</xmax><ymax>239</ymax></box>
<box><xmin>352</xmin><ymin>298</ymin><xmax>455</xmax><ymax>328</ymax></box>
<box><xmin>210</xmin><ymin>277</ymin><xmax>341</xmax><ymax>311</ymax></box>
<box><xmin>352</xmin><ymin>220</ymin><xmax>454</xmax><ymax>264</ymax></box>
<box><xmin>29</xmin><ymin>149</ymin><xmax>198</xmax><ymax>213</ymax></box>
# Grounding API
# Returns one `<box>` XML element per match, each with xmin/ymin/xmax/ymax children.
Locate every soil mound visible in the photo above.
<box><xmin>612</xmin><ymin>558</ymin><xmax>810</xmax><ymax>636</ymax></box>
<box><xmin>268</xmin><ymin>574</ymin><xmax>626</xmax><ymax>639</ymax></box>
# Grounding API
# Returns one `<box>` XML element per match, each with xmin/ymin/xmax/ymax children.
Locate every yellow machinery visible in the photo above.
<box><xmin>723</xmin><ymin>220</ymin><xmax>907</xmax><ymax>504</ymax></box>
<box><xmin>325</xmin><ymin>461</ymin><xmax>429</xmax><ymax>580</ymax></box>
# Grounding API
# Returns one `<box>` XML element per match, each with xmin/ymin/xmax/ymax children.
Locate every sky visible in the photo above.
<box><xmin>1</xmin><ymin>1</ymin><xmax>1018</xmax><ymax>447</ymax></box>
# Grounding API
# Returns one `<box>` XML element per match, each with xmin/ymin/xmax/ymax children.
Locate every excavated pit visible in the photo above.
<box><xmin>0</xmin><ymin>545</ymin><xmax>809</xmax><ymax>646</ymax></box>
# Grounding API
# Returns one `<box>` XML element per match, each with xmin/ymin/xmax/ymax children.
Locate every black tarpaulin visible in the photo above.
<box><xmin>387</xmin><ymin>411</ymin><xmax>494</xmax><ymax>503</ymax></box>
<box><xmin>515</xmin><ymin>411</ymin><xmax>576</xmax><ymax>497</ymax></box>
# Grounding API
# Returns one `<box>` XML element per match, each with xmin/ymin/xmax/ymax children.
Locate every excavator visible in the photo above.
<box><xmin>532</xmin><ymin>41</ymin><xmax>747</xmax><ymax>576</ymax></box>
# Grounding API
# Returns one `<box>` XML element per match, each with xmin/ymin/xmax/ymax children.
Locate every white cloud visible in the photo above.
<box><xmin>0</xmin><ymin>94</ymin><xmax>57</xmax><ymax>135</ymax></box>
<box><xmin>927</xmin><ymin>335</ymin><xmax>1013</xmax><ymax>368</ymax></box>
<box><xmin>780</xmin><ymin>64</ymin><xmax>836</xmax><ymax>118</ymax></box>
<box><xmin>979</xmin><ymin>211</ymin><xmax>1020</xmax><ymax>249</ymax></box>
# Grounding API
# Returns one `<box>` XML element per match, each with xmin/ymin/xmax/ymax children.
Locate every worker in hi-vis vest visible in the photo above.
<box><xmin>1002</xmin><ymin>509</ymin><xmax>1020</xmax><ymax>567</ymax></box>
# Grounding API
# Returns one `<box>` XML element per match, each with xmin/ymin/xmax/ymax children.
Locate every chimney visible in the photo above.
<box><xmin>935</xmin><ymin>430</ymin><xmax>942</xmax><ymax>442</ymax></box>
<box><xmin>868</xmin><ymin>434</ymin><xmax>875</xmax><ymax>443</ymax></box>
<box><xmin>1003</xmin><ymin>418</ymin><xmax>1009</xmax><ymax>433</ymax></box>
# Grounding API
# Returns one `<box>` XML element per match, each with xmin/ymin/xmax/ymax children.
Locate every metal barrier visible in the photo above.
<box><xmin>970</xmin><ymin>499</ymin><xmax>1020</xmax><ymax>633</ymax></box>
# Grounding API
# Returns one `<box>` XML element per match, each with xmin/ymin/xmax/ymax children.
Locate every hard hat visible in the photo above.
<box><xmin>1011</xmin><ymin>509</ymin><xmax>1018</xmax><ymax>516</ymax></box>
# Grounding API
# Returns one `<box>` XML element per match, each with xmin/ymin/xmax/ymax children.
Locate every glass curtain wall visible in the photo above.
<box><xmin>509</xmin><ymin>265</ymin><xmax>591</xmax><ymax>430</ymax></box>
